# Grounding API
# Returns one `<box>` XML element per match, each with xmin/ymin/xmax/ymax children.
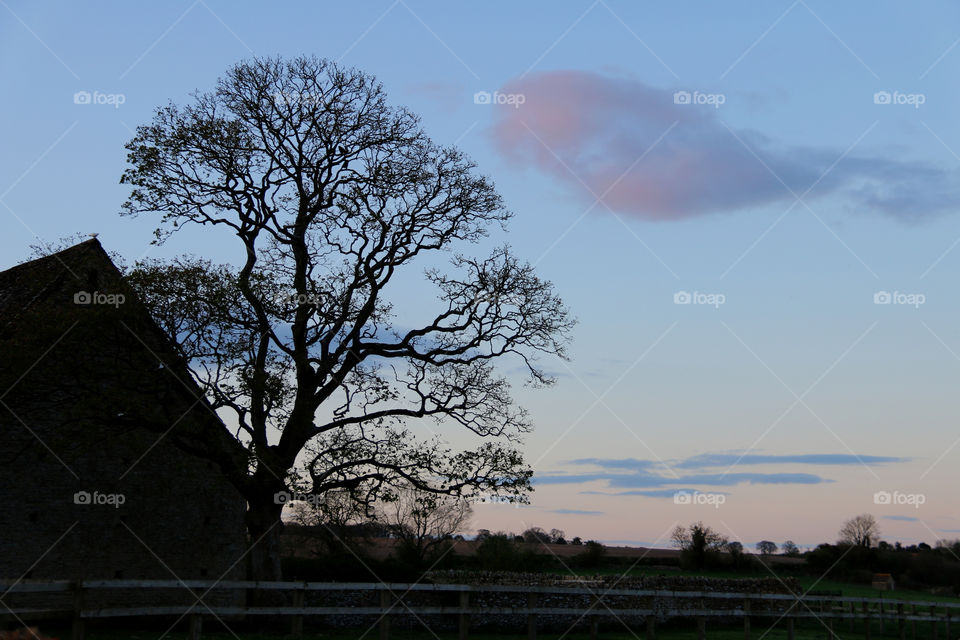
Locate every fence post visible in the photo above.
<box><xmin>787</xmin><ymin>599</ymin><xmax>800</xmax><ymax>640</ymax></box>
<box><xmin>945</xmin><ymin>609</ymin><xmax>950</xmax><ymax>640</ymax></box>
<box><xmin>697</xmin><ymin>596</ymin><xmax>706</xmax><ymax>640</ymax></box>
<box><xmin>646</xmin><ymin>614</ymin><xmax>656</xmax><ymax>640</ymax></box>
<box><xmin>458</xmin><ymin>589</ymin><xmax>470</xmax><ymax>640</ymax></box>
<box><xmin>291</xmin><ymin>584</ymin><xmax>305</xmax><ymax>639</ymax></box>
<box><xmin>864</xmin><ymin>600</ymin><xmax>871</xmax><ymax>640</ymax></box>
<box><xmin>744</xmin><ymin>596</ymin><xmax>751</xmax><ymax>640</ymax></box>
<box><xmin>931</xmin><ymin>605</ymin><xmax>938</xmax><ymax>640</ymax></box>
<box><xmin>849</xmin><ymin>602</ymin><xmax>855</xmax><ymax>633</ymax></box>
<box><xmin>880</xmin><ymin>600</ymin><xmax>885</xmax><ymax>635</ymax></box>
<box><xmin>379</xmin><ymin>589</ymin><xmax>391</xmax><ymax>640</ymax></box>
<box><xmin>821</xmin><ymin>598</ymin><xmax>833</xmax><ymax>640</ymax></box>
<box><xmin>70</xmin><ymin>580</ymin><xmax>86</xmax><ymax>640</ymax></box>
<box><xmin>911</xmin><ymin>604</ymin><xmax>917</xmax><ymax>640</ymax></box>
<box><xmin>188</xmin><ymin>613</ymin><xmax>202</xmax><ymax>640</ymax></box>
<box><xmin>527</xmin><ymin>591</ymin><xmax>538</xmax><ymax>640</ymax></box>
<box><xmin>590</xmin><ymin>592</ymin><xmax>601</xmax><ymax>640</ymax></box>
<box><xmin>898</xmin><ymin>603</ymin><xmax>905</xmax><ymax>640</ymax></box>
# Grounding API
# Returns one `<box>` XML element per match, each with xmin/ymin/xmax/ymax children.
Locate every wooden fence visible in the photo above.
<box><xmin>0</xmin><ymin>579</ymin><xmax>957</xmax><ymax>640</ymax></box>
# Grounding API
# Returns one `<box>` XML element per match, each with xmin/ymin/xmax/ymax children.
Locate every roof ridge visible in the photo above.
<box><xmin>0</xmin><ymin>237</ymin><xmax>104</xmax><ymax>278</ymax></box>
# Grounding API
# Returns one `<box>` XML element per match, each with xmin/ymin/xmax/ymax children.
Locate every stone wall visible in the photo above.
<box><xmin>0</xmin><ymin>240</ymin><xmax>247</xmax><ymax>612</ymax></box>
<box><xmin>295</xmin><ymin>571</ymin><xmax>802</xmax><ymax>633</ymax></box>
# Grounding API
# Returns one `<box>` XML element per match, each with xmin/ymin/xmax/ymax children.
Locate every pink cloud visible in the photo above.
<box><xmin>490</xmin><ymin>70</ymin><xmax>959</xmax><ymax>222</ymax></box>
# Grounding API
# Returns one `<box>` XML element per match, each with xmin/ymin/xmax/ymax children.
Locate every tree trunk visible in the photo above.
<box><xmin>245</xmin><ymin>496</ymin><xmax>285</xmax><ymax>582</ymax></box>
<box><xmin>242</xmin><ymin>492</ymin><xmax>289</xmax><ymax>623</ymax></box>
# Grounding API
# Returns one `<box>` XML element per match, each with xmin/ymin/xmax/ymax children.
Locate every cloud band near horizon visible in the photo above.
<box><xmin>534</xmin><ymin>452</ymin><xmax>908</xmax><ymax>492</ymax></box>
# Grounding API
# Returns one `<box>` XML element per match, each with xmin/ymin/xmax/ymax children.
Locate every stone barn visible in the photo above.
<box><xmin>872</xmin><ymin>573</ymin><xmax>895</xmax><ymax>591</ymax></box>
<box><xmin>0</xmin><ymin>238</ymin><xmax>247</xmax><ymax>589</ymax></box>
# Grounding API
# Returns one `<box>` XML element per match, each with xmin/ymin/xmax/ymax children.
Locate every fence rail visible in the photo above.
<box><xmin>0</xmin><ymin>579</ymin><xmax>956</xmax><ymax>640</ymax></box>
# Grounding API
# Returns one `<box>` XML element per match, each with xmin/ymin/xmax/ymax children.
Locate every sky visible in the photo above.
<box><xmin>2</xmin><ymin>1</ymin><xmax>959</xmax><ymax>550</ymax></box>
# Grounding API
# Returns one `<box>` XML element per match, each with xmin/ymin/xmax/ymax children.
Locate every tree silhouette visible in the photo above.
<box><xmin>839</xmin><ymin>514</ymin><xmax>880</xmax><ymax>548</ymax></box>
<box><xmin>671</xmin><ymin>522</ymin><xmax>727</xmax><ymax>569</ymax></box>
<box><xmin>119</xmin><ymin>56</ymin><xmax>574</xmax><ymax>580</ymax></box>
<box><xmin>756</xmin><ymin>540</ymin><xmax>777</xmax><ymax>555</ymax></box>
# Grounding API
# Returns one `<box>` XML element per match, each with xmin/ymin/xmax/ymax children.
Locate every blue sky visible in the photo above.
<box><xmin>2</xmin><ymin>1</ymin><xmax>959</xmax><ymax>549</ymax></box>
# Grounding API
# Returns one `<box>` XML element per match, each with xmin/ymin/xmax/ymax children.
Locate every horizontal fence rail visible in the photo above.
<box><xmin>0</xmin><ymin>579</ymin><xmax>956</xmax><ymax>640</ymax></box>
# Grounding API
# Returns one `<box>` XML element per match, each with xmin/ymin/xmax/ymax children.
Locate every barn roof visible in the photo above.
<box><xmin>0</xmin><ymin>239</ymin><xmax>115</xmax><ymax>328</ymax></box>
<box><xmin>0</xmin><ymin>239</ymin><xmax>246</xmax><ymax>480</ymax></box>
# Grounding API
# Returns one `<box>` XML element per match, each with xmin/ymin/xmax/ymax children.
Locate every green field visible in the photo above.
<box><xmin>566</xmin><ymin>566</ymin><xmax>958</xmax><ymax>604</ymax></box>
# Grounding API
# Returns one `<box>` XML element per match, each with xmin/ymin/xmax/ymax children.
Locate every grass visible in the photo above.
<box><xmin>565</xmin><ymin>566</ymin><xmax>958</xmax><ymax>604</ymax></box>
<box><xmin>790</xmin><ymin>578</ymin><xmax>957</xmax><ymax>604</ymax></box>
<box><xmin>570</xmin><ymin>566</ymin><xmax>745</xmax><ymax>580</ymax></box>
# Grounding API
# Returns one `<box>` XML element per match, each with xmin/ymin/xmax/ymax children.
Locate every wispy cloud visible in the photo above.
<box><xmin>537</xmin><ymin>471</ymin><xmax>830</xmax><ymax>488</ymax></box>
<box><xmin>882</xmin><ymin>515</ymin><xmax>920</xmax><ymax>522</ymax></box>
<box><xmin>548</xmin><ymin>508</ymin><xmax>605</xmax><ymax>515</ymax></box>
<box><xmin>568</xmin><ymin>458</ymin><xmax>660</xmax><ymax>471</ymax></box>
<box><xmin>674</xmin><ymin>453</ymin><xmax>907</xmax><ymax>468</ymax></box>
<box><xmin>566</xmin><ymin>452</ymin><xmax>906</xmax><ymax>472</ymax></box>
<box><xmin>583</xmin><ymin>488</ymin><xmax>729</xmax><ymax>499</ymax></box>
<box><xmin>491</xmin><ymin>70</ymin><xmax>960</xmax><ymax>222</ymax></box>
<box><xmin>538</xmin><ymin>451</ymin><xmax>907</xmax><ymax>493</ymax></box>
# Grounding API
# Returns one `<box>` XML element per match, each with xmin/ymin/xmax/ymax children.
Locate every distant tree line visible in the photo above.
<box><xmin>282</xmin><ymin>506</ymin><xmax>960</xmax><ymax>594</ymax></box>
<box><xmin>665</xmin><ymin>514</ymin><xmax>960</xmax><ymax>595</ymax></box>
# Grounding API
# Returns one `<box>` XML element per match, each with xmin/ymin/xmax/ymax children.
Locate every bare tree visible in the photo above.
<box><xmin>522</xmin><ymin>527</ymin><xmax>552</xmax><ymax>544</ymax></box>
<box><xmin>839</xmin><ymin>514</ymin><xmax>880</xmax><ymax>548</ymax></box>
<box><xmin>379</xmin><ymin>485</ymin><xmax>472</xmax><ymax>567</ymax></box>
<box><xmin>756</xmin><ymin>540</ymin><xmax>777</xmax><ymax>555</ymax></box>
<box><xmin>725</xmin><ymin>540</ymin><xmax>746</xmax><ymax>569</ymax></box>
<box><xmin>781</xmin><ymin>540</ymin><xmax>799</xmax><ymax>556</ymax></box>
<box><xmin>119</xmin><ymin>56</ymin><xmax>574</xmax><ymax>580</ymax></box>
<box><xmin>287</xmin><ymin>489</ymin><xmax>375</xmax><ymax>557</ymax></box>
<box><xmin>671</xmin><ymin>522</ymin><xmax>727</xmax><ymax>570</ymax></box>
